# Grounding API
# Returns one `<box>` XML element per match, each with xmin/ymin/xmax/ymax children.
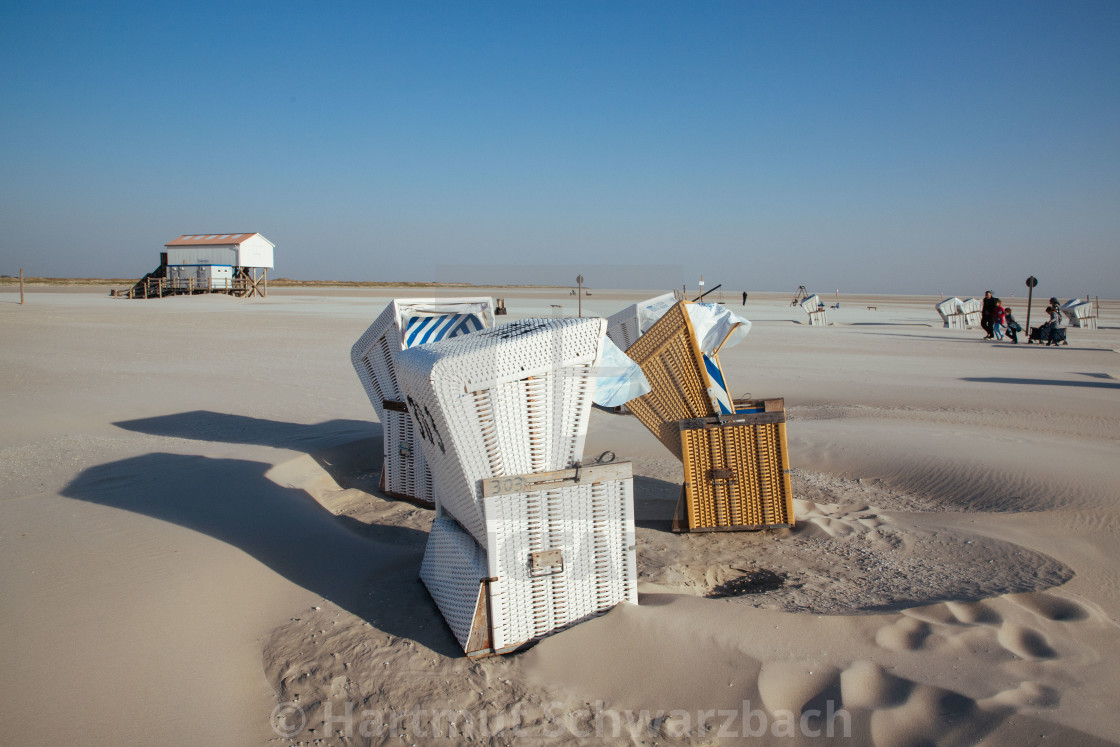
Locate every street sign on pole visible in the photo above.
<box><xmin>1025</xmin><ymin>276</ymin><xmax>1038</xmax><ymax>341</ymax></box>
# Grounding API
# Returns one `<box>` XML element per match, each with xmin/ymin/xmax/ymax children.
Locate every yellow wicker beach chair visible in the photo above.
<box><xmin>623</xmin><ymin>300</ymin><xmax>745</xmax><ymax>460</ymax></box>
<box><xmin>622</xmin><ymin>301</ymin><xmax>795</xmax><ymax>532</ymax></box>
<box><xmin>674</xmin><ymin>398</ymin><xmax>795</xmax><ymax>532</ymax></box>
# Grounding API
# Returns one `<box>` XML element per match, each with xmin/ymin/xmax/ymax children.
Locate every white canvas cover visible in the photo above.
<box><xmin>594</xmin><ymin>337</ymin><xmax>651</xmax><ymax>406</ymax></box>
<box><xmin>636</xmin><ymin>293</ymin><xmax>680</xmax><ymax>336</ymax></box>
<box><xmin>685</xmin><ymin>302</ymin><xmax>752</xmax><ymax>356</ymax></box>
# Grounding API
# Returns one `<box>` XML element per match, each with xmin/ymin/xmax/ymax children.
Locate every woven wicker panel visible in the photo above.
<box><xmin>482</xmin><ymin>464</ymin><xmax>637</xmax><ymax>651</ymax></box>
<box><xmin>421</xmin><ymin>466</ymin><xmax>638</xmax><ymax>657</ymax></box>
<box><xmin>351</xmin><ymin>299</ymin><xmax>492</xmax><ymax>506</ymax></box>
<box><xmin>419</xmin><ymin>514</ymin><xmax>490</xmax><ymax>652</ymax></box>
<box><xmin>623</xmin><ymin>301</ymin><xmax>714</xmax><ymax>461</ymax></box>
<box><xmin>679</xmin><ymin>411</ymin><xmax>794</xmax><ymax>531</ymax></box>
<box><xmin>351</xmin><ymin>302</ymin><xmax>405</xmax><ymax>421</ymax></box>
<box><xmin>605</xmin><ymin>307</ymin><xmax>641</xmax><ymax>351</ymax></box>
<box><xmin>381</xmin><ymin>409</ymin><xmax>435</xmax><ymax>505</ymax></box>
<box><xmin>394</xmin><ymin>318</ymin><xmax>607</xmax><ymax>548</ymax></box>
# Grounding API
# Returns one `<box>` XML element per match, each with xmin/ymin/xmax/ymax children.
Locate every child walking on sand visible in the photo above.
<box><xmin>992</xmin><ymin>299</ymin><xmax>1006</xmax><ymax>341</ymax></box>
<box><xmin>1004</xmin><ymin>306</ymin><xmax>1020</xmax><ymax>343</ymax></box>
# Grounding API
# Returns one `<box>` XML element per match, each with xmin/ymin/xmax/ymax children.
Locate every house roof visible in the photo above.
<box><xmin>165</xmin><ymin>233</ymin><xmax>271</xmax><ymax>247</ymax></box>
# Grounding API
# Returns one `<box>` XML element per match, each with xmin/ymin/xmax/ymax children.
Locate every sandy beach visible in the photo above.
<box><xmin>2</xmin><ymin>285</ymin><xmax>1118</xmax><ymax>745</ymax></box>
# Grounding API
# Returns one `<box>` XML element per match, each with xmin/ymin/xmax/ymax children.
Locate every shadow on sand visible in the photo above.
<box><xmin>962</xmin><ymin>376</ymin><xmax>1120</xmax><ymax>390</ymax></box>
<box><xmin>113</xmin><ymin>411</ymin><xmax>387</xmax><ymax>492</ymax></box>
<box><xmin>62</xmin><ymin>411</ymin><xmax>463</xmax><ymax>657</ymax></box>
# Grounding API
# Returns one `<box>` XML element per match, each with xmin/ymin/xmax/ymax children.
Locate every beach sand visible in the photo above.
<box><xmin>2</xmin><ymin>286</ymin><xmax>1118</xmax><ymax>744</ymax></box>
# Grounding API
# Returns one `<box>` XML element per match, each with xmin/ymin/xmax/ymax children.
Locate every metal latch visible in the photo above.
<box><xmin>529</xmin><ymin>549</ymin><xmax>564</xmax><ymax>577</ymax></box>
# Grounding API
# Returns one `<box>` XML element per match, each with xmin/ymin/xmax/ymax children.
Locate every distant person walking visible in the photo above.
<box><xmin>1004</xmin><ymin>306</ymin><xmax>1021</xmax><ymax>343</ymax></box>
<box><xmin>981</xmin><ymin>291</ymin><xmax>996</xmax><ymax>339</ymax></box>
<box><xmin>992</xmin><ymin>298</ymin><xmax>1006</xmax><ymax>341</ymax></box>
<box><xmin>1048</xmin><ymin>298</ymin><xmax>1063</xmax><ymax>325</ymax></box>
<box><xmin>742</xmin><ymin>291</ymin><xmax>748</xmax><ymax>306</ymax></box>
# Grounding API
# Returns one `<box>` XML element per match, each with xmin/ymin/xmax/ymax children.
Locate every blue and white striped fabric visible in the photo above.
<box><xmin>704</xmin><ymin>354</ymin><xmax>765</xmax><ymax>415</ymax></box>
<box><xmin>703</xmin><ymin>354</ymin><xmax>735</xmax><ymax>415</ymax></box>
<box><xmin>404</xmin><ymin>313</ymin><xmax>485</xmax><ymax>348</ymax></box>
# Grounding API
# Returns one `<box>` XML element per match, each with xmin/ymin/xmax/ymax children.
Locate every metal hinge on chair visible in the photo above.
<box><xmin>529</xmin><ymin>549</ymin><xmax>564</xmax><ymax>577</ymax></box>
<box><xmin>709</xmin><ymin>468</ymin><xmax>737</xmax><ymax>484</ymax></box>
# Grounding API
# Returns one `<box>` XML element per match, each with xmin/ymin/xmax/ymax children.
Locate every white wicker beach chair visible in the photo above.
<box><xmin>1061</xmin><ymin>299</ymin><xmax>1096</xmax><ymax>329</ymax></box>
<box><xmin>396</xmin><ymin>316</ymin><xmax>638</xmax><ymax>656</ymax></box>
<box><xmin>623</xmin><ymin>300</ymin><xmax>753</xmax><ymax>458</ymax></box>
<box><xmin>420</xmin><ymin>462</ymin><xmax>638</xmax><ymax>657</ymax></box>
<box><xmin>936</xmin><ymin>297</ymin><xmax>967</xmax><ymax>329</ymax></box>
<box><xmin>800</xmin><ymin>294</ymin><xmax>828</xmax><ymax>326</ymax></box>
<box><xmin>394</xmin><ymin>316</ymin><xmax>607</xmax><ymax>545</ymax></box>
<box><xmin>605</xmin><ymin>292</ymin><xmax>677</xmax><ymax>351</ymax></box>
<box><xmin>961</xmin><ymin>298</ymin><xmax>982</xmax><ymax>328</ymax></box>
<box><xmin>351</xmin><ymin>298</ymin><xmax>495</xmax><ymax>506</ymax></box>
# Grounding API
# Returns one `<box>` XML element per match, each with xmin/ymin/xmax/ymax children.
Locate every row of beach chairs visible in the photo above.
<box><xmin>351</xmin><ymin>295</ymin><xmax>793</xmax><ymax>657</ymax></box>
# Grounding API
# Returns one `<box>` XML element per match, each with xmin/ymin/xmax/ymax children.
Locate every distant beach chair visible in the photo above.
<box><xmin>351</xmin><ymin>298</ymin><xmax>495</xmax><ymax>507</ymax></box>
<box><xmin>395</xmin><ymin>317</ymin><xmax>640</xmax><ymax>657</ymax></box>
<box><xmin>800</xmin><ymin>294</ymin><xmax>828</xmax><ymax>326</ymax></box>
<box><xmin>1061</xmin><ymin>299</ymin><xmax>1096</xmax><ymax>329</ymax></box>
<box><xmin>960</xmin><ymin>298</ymin><xmax>982</xmax><ymax>328</ymax></box>
<box><xmin>936</xmin><ymin>297</ymin><xmax>968</xmax><ymax>329</ymax></box>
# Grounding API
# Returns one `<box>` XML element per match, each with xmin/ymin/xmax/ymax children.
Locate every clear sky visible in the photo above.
<box><xmin>2</xmin><ymin>0</ymin><xmax>1118</xmax><ymax>296</ymax></box>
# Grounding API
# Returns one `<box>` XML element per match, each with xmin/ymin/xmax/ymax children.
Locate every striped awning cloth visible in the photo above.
<box><xmin>404</xmin><ymin>313</ymin><xmax>486</xmax><ymax>348</ymax></box>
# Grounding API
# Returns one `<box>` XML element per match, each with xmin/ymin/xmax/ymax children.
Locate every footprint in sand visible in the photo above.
<box><xmin>846</xmin><ymin>590</ymin><xmax>1097</xmax><ymax>743</ymax></box>
<box><xmin>1006</xmin><ymin>591</ymin><xmax>1092</xmax><ymax>622</ymax></box>
<box><xmin>995</xmin><ymin>622</ymin><xmax>1057</xmax><ymax>660</ymax></box>
<box><xmin>874</xmin><ymin>616</ymin><xmax>933</xmax><ymax>651</ymax></box>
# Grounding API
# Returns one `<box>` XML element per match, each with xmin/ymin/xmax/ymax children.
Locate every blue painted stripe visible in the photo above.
<box><xmin>404</xmin><ymin>316</ymin><xmax>435</xmax><ymax>347</ymax></box>
<box><xmin>404</xmin><ymin>313</ymin><xmax>486</xmax><ymax>348</ymax></box>
<box><xmin>703</xmin><ymin>354</ymin><xmax>734</xmax><ymax>415</ymax></box>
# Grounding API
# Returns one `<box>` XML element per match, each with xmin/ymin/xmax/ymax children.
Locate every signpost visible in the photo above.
<box><xmin>576</xmin><ymin>274</ymin><xmax>584</xmax><ymax>318</ymax></box>
<box><xmin>1025</xmin><ymin>276</ymin><xmax>1038</xmax><ymax>342</ymax></box>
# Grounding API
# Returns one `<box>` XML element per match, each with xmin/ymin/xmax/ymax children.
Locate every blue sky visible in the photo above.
<box><xmin>2</xmin><ymin>0</ymin><xmax>1118</xmax><ymax>296</ymax></box>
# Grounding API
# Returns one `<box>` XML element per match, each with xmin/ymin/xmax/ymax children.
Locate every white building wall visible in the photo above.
<box><xmin>237</xmin><ymin>234</ymin><xmax>275</xmax><ymax>268</ymax></box>
<box><xmin>166</xmin><ymin>246</ymin><xmax>239</xmax><ymax>266</ymax></box>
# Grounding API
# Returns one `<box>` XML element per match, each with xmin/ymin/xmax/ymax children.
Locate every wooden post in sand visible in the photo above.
<box><xmin>19</xmin><ymin>269</ymin><xmax>24</xmax><ymax>305</ymax></box>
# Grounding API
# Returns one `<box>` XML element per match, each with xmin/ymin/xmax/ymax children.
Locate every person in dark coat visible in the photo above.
<box><xmin>980</xmin><ymin>291</ymin><xmax>996</xmax><ymax>339</ymax></box>
<box><xmin>1004</xmin><ymin>306</ymin><xmax>1020</xmax><ymax>343</ymax></box>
